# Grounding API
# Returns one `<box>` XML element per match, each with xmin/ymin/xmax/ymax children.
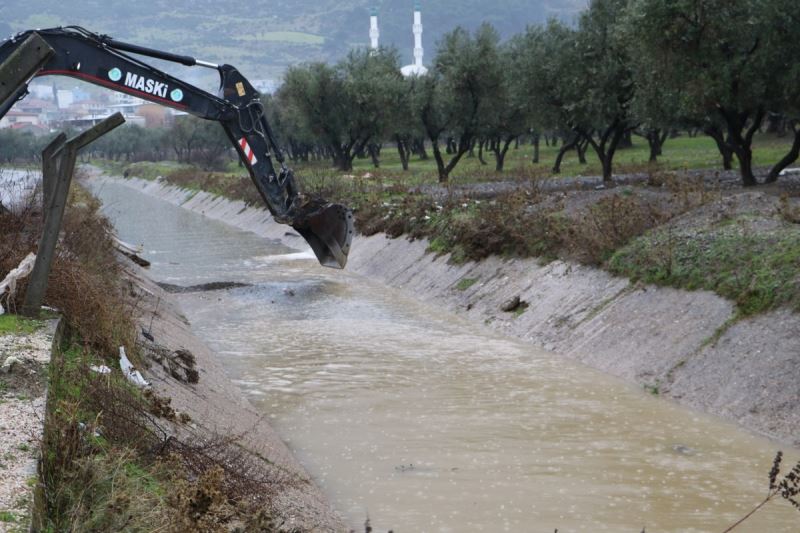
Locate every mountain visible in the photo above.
<box><xmin>1</xmin><ymin>0</ymin><xmax>586</xmax><ymax>79</ymax></box>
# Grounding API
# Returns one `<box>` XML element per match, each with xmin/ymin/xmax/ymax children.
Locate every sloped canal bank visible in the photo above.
<box><xmin>86</xmin><ymin>174</ymin><xmax>799</xmax><ymax>532</ymax></box>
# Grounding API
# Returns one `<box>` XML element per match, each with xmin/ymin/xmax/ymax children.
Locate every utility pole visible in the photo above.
<box><xmin>21</xmin><ymin>113</ymin><xmax>126</xmax><ymax>317</ymax></box>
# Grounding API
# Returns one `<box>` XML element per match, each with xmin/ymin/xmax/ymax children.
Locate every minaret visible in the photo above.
<box><xmin>401</xmin><ymin>1</ymin><xmax>428</xmax><ymax>76</ymax></box>
<box><xmin>369</xmin><ymin>7</ymin><xmax>379</xmax><ymax>50</ymax></box>
<box><xmin>412</xmin><ymin>1</ymin><xmax>423</xmax><ymax>69</ymax></box>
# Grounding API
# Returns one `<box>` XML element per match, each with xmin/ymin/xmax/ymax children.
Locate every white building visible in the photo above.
<box><xmin>400</xmin><ymin>1</ymin><xmax>428</xmax><ymax>77</ymax></box>
<box><xmin>55</xmin><ymin>89</ymin><xmax>74</xmax><ymax>109</ymax></box>
<box><xmin>28</xmin><ymin>83</ymin><xmax>55</xmax><ymax>100</ymax></box>
<box><xmin>252</xmin><ymin>79</ymin><xmax>279</xmax><ymax>95</ymax></box>
<box><xmin>369</xmin><ymin>7</ymin><xmax>380</xmax><ymax>50</ymax></box>
<box><xmin>111</xmin><ymin>92</ymin><xmax>144</xmax><ymax>106</ymax></box>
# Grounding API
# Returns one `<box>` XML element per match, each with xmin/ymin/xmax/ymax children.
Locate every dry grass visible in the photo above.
<box><xmin>40</xmin><ymin>326</ymin><xmax>290</xmax><ymax>531</ymax></box>
<box><xmin>1</xmin><ymin>182</ymin><xmax>289</xmax><ymax>531</ymax></box>
<box><xmin>554</xmin><ymin>193</ymin><xmax>670</xmax><ymax>265</ymax></box>
<box><xmin>0</xmin><ymin>184</ymin><xmax>135</xmax><ymax>357</ymax></box>
<box><xmin>163</xmin><ymin>168</ymin><xmax>263</xmax><ymax>206</ymax></box>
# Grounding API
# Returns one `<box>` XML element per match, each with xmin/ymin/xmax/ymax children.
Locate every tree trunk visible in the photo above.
<box><xmin>617</xmin><ymin>130</ymin><xmax>633</xmax><ymax>149</ymax></box>
<box><xmin>478</xmin><ymin>139</ymin><xmax>488</xmax><ymax>165</ymax></box>
<box><xmin>395</xmin><ymin>136</ymin><xmax>410</xmax><ymax>171</ymax></box>
<box><xmin>431</xmin><ymin>139</ymin><xmax>449</xmax><ymax>183</ymax></box>
<box><xmin>333</xmin><ymin>145</ymin><xmax>352</xmax><ymax>171</ymax></box>
<box><xmin>336</xmin><ymin>156</ymin><xmax>353</xmax><ymax>172</ymax></box>
<box><xmin>766</xmin><ymin>113</ymin><xmax>786</xmax><ymax>137</ymax></box>
<box><xmin>766</xmin><ymin>122</ymin><xmax>800</xmax><ymax>183</ymax></box>
<box><xmin>719</xmin><ymin>107</ymin><xmax>765</xmax><ymax>187</ymax></box>
<box><xmin>705</xmin><ymin>126</ymin><xmax>734</xmax><ymax>171</ymax></box>
<box><xmin>492</xmin><ymin>136</ymin><xmax>515</xmax><ymax>172</ymax></box>
<box><xmin>431</xmin><ymin>136</ymin><xmax>471</xmax><ymax>183</ymax></box>
<box><xmin>368</xmin><ymin>143</ymin><xmax>380</xmax><ymax>168</ymax></box>
<box><xmin>734</xmin><ymin>146</ymin><xmax>756</xmax><ymax>186</ymax></box>
<box><xmin>576</xmin><ymin>138</ymin><xmax>588</xmax><ymax>164</ymax></box>
<box><xmin>646</xmin><ymin>129</ymin><xmax>667</xmax><ymax>162</ymax></box>
<box><xmin>583</xmin><ymin>122</ymin><xmax>626</xmax><ymax>183</ymax></box>
<box><xmin>553</xmin><ymin>134</ymin><xmax>580</xmax><ymax>173</ymax></box>
<box><xmin>601</xmin><ymin>128</ymin><xmax>625</xmax><ymax>182</ymax></box>
<box><xmin>532</xmin><ymin>133</ymin><xmax>540</xmax><ymax>164</ymax></box>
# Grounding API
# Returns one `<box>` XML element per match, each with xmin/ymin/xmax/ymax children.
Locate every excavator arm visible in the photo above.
<box><xmin>0</xmin><ymin>26</ymin><xmax>353</xmax><ymax>268</ymax></box>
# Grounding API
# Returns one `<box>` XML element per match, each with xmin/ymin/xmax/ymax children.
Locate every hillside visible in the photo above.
<box><xmin>0</xmin><ymin>0</ymin><xmax>586</xmax><ymax>79</ymax></box>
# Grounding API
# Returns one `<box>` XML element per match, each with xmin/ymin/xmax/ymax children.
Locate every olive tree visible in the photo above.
<box><xmin>280</xmin><ymin>48</ymin><xmax>403</xmax><ymax>172</ymax></box>
<box><xmin>570</xmin><ymin>0</ymin><xmax>636</xmax><ymax>182</ymax></box>
<box><xmin>513</xmin><ymin>22</ymin><xmax>578</xmax><ymax>169</ymax></box>
<box><xmin>624</xmin><ymin>0</ymin><xmax>791</xmax><ymax>185</ymax></box>
<box><xmin>762</xmin><ymin>0</ymin><xmax>800</xmax><ymax>182</ymax></box>
<box><xmin>483</xmin><ymin>39</ymin><xmax>530</xmax><ymax>172</ymax></box>
<box><xmin>416</xmin><ymin>24</ymin><xmax>503</xmax><ymax>183</ymax></box>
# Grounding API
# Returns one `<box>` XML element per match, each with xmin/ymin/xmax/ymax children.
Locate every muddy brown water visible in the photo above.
<box><xmin>90</xmin><ymin>179</ymin><xmax>799</xmax><ymax>532</ymax></box>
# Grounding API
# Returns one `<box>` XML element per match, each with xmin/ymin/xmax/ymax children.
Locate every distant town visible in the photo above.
<box><xmin>0</xmin><ymin>78</ymin><xmax>278</xmax><ymax>133</ymax></box>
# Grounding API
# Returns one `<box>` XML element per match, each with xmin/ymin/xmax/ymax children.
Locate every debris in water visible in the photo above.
<box><xmin>157</xmin><ymin>281</ymin><xmax>251</xmax><ymax>293</ymax></box>
<box><xmin>671</xmin><ymin>444</ymin><xmax>697</xmax><ymax>456</ymax></box>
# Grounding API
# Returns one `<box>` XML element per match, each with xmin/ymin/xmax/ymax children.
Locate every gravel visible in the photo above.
<box><xmin>0</xmin><ymin>320</ymin><xmax>57</xmax><ymax>531</ymax></box>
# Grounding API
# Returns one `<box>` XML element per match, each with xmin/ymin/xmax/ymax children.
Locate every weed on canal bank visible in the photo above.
<box><xmin>1</xmin><ymin>182</ymin><xmax>298</xmax><ymax>531</ymax></box>
<box><xmin>97</xmin><ymin>154</ymin><xmax>800</xmax><ymax>318</ymax></box>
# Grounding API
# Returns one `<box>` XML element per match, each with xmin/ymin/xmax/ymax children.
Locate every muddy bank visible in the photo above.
<box><xmin>121</xmin><ymin>262</ymin><xmax>346</xmax><ymax>531</ymax></box>
<box><xmin>86</xmin><ymin>170</ymin><xmax>800</xmax><ymax>448</ymax></box>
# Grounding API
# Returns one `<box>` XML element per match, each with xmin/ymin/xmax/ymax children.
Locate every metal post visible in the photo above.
<box><xmin>21</xmin><ymin>113</ymin><xmax>125</xmax><ymax>317</ymax></box>
<box><xmin>0</xmin><ymin>33</ymin><xmax>54</xmax><ymax>110</ymax></box>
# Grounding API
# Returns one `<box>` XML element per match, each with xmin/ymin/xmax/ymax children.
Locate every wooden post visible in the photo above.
<box><xmin>21</xmin><ymin>113</ymin><xmax>125</xmax><ymax>317</ymax></box>
<box><xmin>0</xmin><ymin>33</ymin><xmax>54</xmax><ymax>110</ymax></box>
<box><xmin>41</xmin><ymin>133</ymin><xmax>66</xmax><ymax>219</ymax></box>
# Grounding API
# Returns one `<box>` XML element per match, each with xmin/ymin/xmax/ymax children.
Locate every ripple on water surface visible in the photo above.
<box><xmin>90</xmin><ymin>179</ymin><xmax>800</xmax><ymax>532</ymax></box>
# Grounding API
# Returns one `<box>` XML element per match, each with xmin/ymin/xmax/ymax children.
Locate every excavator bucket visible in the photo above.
<box><xmin>292</xmin><ymin>200</ymin><xmax>354</xmax><ymax>269</ymax></box>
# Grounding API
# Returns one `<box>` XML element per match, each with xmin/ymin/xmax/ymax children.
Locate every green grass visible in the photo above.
<box><xmin>608</xmin><ymin>217</ymin><xmax>800</xmax><ymax>315</ymax></box>
<box><xmin>643</xmin><ymin>383</ymin><xmax>660</xmax><ymax>396</ymax></box>
<box><xmin>455</xmin><ymin>277</ymin><xmax>479</xmax><ymax>291</ymax></box>
<box><xmin>0</xmin><ymin>315</ymin><xmax>43</xmax><ymax>336</ymax></box>
<box><xmin>314</xmin><ymin>132</ymin><xmax>798</xmax><ymax>181</ymax></box>
<box><xmin>95</xmin><ymin>133</ymin><xmax>800</xmax><ymax>198</ymax></box>
<box><xmin>39</xmin><ymin>336</ymin><xmax>171</xmax><ymax>531</ymax></box>
<box><xmin>93</xmin><ymin>160</ymin><xmax>192</xmax><ymax>181</ymax></box>
<box><xmin>0</xmin><ymin>511</ymin><xmax>17</xmax><ymax>522</ymax></box>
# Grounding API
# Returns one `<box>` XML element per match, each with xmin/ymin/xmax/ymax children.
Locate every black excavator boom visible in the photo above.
<box><xmin>0</xmin><ymin>26</ymin><xmax>353</xmax><ymax>268</ymax></box>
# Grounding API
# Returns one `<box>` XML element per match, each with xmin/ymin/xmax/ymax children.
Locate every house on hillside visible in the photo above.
<box><xmin>0</xmin><ymin>110</ymin><xmax>41</xmax><ymax>129</ymax></box>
